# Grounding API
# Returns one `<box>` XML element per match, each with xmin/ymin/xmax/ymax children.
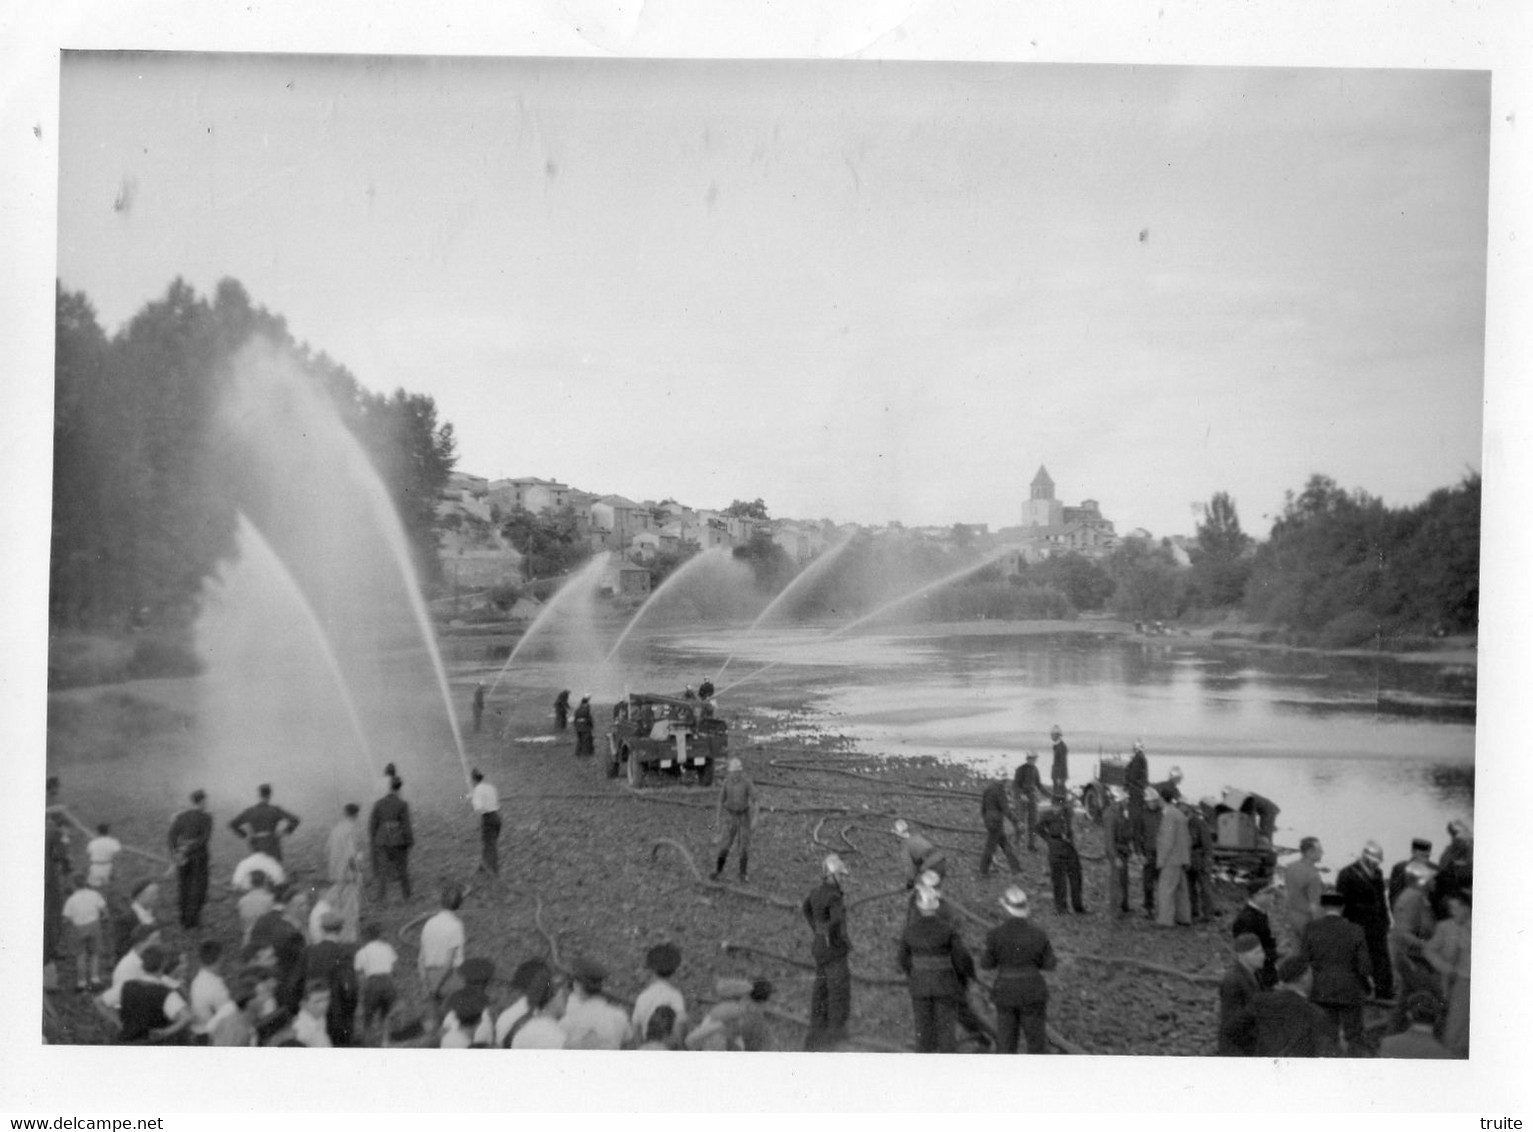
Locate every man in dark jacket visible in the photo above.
<box><xmin>573</xmin><ymin>693</ymin><xmax>595</xmax><ymax>756</ymax></box>
<box><xmin>802</xmin><ymin>854</ymin><xmax>852</xmax><ymax>1051</ymax></box>
<box><xmin>553</xmin><ymin>689</ymin><xmax>571</xmax><ymax>730</ymax></box>
<box><xmin>1037</xmin><ymin>801</ymin><xmax>1087</xmax><ymax>914</ymax></box>
<box><xmin>1251</xmin><ymin>956</ymin><xmax>1336</xmax><ymax>1057</ymax></box>
<box><xmin>229</xmin><ymin>784</ymin><xmax>300</xmax><ymax>862</ymax></box>
<box><xmin>1298</xmin><ymin>891</ymin><xmax>1373</xmax><ymax>1054</ymax></box>
<box><xmin>1124</xmin><ymin>740</ymin><xmax>1149</xmax><ymax>847</ymax></box>
<box><xmin>1100</xmin><ymin>795</ymin><xmax>1134</xmax><ymax>918</ymax></box>
<box><xmin>368</xmin><ymin>776</ymin><xmax>414</xmax><ymax>903</ymax></box>
<box><xmin>1230</xmin><ymin>879</ymin><xmax>1280</xmax><ymax>988</ymax></box>
<box><xmin>167</xmin><ymin>789</ymin><xmax>213</xmax><ymax>930</ymax></box>
<box><xmin>1012</xmin><ymin>752</ymin><xmax>1043</xmax><ymax>850</ymax></box>
<box><xmin>980</xmin><ymin>886</ymin><xmax>1056</xmax><ymax>1054</ymax></box>
<box><xmin>1335</xmin><ymin>841</ymin><xmax>1393</xmax><ymax>1000</ymax></box>
<box><xmin>1048</xmin><ymin>725</ymin><xmax>1069</xmax><ymax>798</ymax></box>
<box><xmin>898</xmin><ymin>884</ymin><xmax>975</xmax><ymax>1052</ymax></box>
<box><xmin>1217</xmin><ymin>934</ymin><xmax>1266</xmax><ymax>1055</ymax></box>
<box><xmin>978</xmin><ymin>779</ymin><xmax>1022</xmax><ymax>876</ymax></box>
<box><xmin>1140</xmin><ymin>790</ymin><xmax>1163</xmax><ymax>918</ymax></box>
<box><xmin>1186</xmin><ymin>801</ymin><xmax>1215</xmax><ymax>922</ymax></box>
<box><xmin>1387</xmin><ymin>838</ymin><xmax>1434</xmax><ymax>907</ymax></box>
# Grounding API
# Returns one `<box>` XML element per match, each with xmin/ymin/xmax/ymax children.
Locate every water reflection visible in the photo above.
<box><xmin>667</xmin><ymin>627</ymin><xmax>1475</xmax><ymax>867</ymax></box>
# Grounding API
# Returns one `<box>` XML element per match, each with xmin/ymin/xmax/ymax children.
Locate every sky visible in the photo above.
<box><xmin>54</xmin><ymin>54</ymin><xmax>1489</xmax><ymax>539</ymax></box>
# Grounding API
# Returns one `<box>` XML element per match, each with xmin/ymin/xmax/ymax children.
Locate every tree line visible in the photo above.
<box><xmin>51</xmin><ymin>278</ymin><xmax>457</xmax><ymax>633</ymax></box>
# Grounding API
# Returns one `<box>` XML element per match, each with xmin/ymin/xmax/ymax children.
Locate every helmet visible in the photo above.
<box><xmin>892</xmin><ymin>819</ymin><xmax>909</xmax><ymax>837</ymax></box>
<box><xmin>914</xmin><ymin>886</ymin><xmax>940</xmax><ymax>913</ymax></box>
<box><xmin>823</xmin><ymin>854</ymin><xmax>849</xmax><ymax>879</ymax></box>
<box><xmin>1132</xmin><ymin>739</ymin><xmax>1145</xmax><ymax>754</ymax></box>
<box><xmin>918</xmin><ymin>869</ymin><xmax>942</xmax><ymax>890</ymax></box>
<box><xmin>727</xmin><ymin>757</ymin><xmax>743</xmax><ymax>773</ymax></box>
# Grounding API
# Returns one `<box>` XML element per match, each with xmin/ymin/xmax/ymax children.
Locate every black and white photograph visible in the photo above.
<box><xmin>3</xmin><ymin>0</ymin><xmax>1529</xmax><ymax>1120</ymax></box>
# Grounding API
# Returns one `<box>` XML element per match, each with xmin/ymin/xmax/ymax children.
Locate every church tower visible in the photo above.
<box><xmin>1024</xmin><ymin>465</ymin><xmax>1063</xmax><ymax>528</ymax></box>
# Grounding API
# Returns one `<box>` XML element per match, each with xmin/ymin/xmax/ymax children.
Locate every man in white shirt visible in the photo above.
<box><xmin>232</xmin><ymin>851</ymin><xmax>286</xmax><ymax>892</ymax></box>
<box><xmin>292</xmin><ymin>980</ymin><xmax>334</xmax><ymax>1047</ymax></box>
<box><xmin>237</xmin><ymin>873</ymin><xmax>277</xmax><ymax>944</ymax></box>
<box><xmin>466</xmin><ymin>769</ymin><xmax>502</xmax><ymax>876</ymax></box>
<box><xmin>98</xmin><ymin>923</ymin><xmax>162</xmax><ymax>1013</ymax></box>
<box><xmin>559</xmin><ymin>956</ymin><xmax>630</xmax><ymax>1049</ymax></box>
<box><xmin>630</xmin><ymin>942</ymin><xmax>687</xmax><ymax>1045</ymax></box>
<box><xmin>508</xmin><ymin>969</ymin><xmax>569</xmax><ymax>1049</ymax></box>
<box><xmin>61</xmin><ymin>873</ymin><xmax>109</xmax><ymax>991</ymax></box>
<box><xmin>417</xmin><ymin>884</ymin><xmax>466</xmax><ymax>1008</ymax></box>
<box><xmin>86</xmin><ymin>824</ymin><xmax>122</xmax><ymax>887</ymax></box>
<box><xmin>188</xmin><ymin>939</ymin><xmax>232</xmax><ymax>1041</ymax></box>
<box><xmin>325</xmin><ymin>803</ymin><xmax>365</xmax><ymax>941</ymax></box>
<box><xmin>493</xmin><ymin>958</ymin><xmax>551</xmax><ymax>1047</ymax></box>
<box><xmin>353</xmin><ymin>919</ymin><xmax>399</xmax><ymax>1044</ymax></box>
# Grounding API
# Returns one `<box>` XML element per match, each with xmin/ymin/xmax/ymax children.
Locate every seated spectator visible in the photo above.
<box><xmin>636</xmin><ymin>1004</ymin><xmax>680</xmax><ymax>1050</ymax></box>
<box><xmin>495</xmin><ymin>959</ymin><xmax>552</xmax><ymax>1048</ymax></box>
<box><xmin>117</xmin><ymin>945</ymin><xmax>192</xmax><ymax>1045</ymax></box>
<box><xmin>559</xmin><ymin>957</ymin><xmax>630</xmax><ymax>1050</ymax></box>
<box><xmin>508</xmin><ymin>970</ymin><xmax>570</xmax><ymax>1049</ymax></box>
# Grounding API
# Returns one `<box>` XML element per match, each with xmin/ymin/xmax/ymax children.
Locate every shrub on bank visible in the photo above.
<box><xmin>924</xmin><ymin>581</ymin><xmax>1074</xmax><ymax>622</ymax></box>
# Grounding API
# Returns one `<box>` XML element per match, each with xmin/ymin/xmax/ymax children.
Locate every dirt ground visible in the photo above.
<box><xmin>43</xmin><ymin>622</ymin><xmax>1271</xmax><ymax>1057</ymax></box>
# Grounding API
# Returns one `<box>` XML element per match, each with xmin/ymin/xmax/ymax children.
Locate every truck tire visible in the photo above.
<box><xmin>626</xmin><ymin>746</ymin><xmax>644</xmax><ymax>787</ymax></box>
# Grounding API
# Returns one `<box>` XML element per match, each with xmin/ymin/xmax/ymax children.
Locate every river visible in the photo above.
<box><xmin>667</xmin><ymin>625</ymin><xmax>1476</xmax><ymax>870</ymax></box>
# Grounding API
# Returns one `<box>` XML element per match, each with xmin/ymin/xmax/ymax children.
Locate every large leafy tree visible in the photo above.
<box><xmin>1189</xmin><ymin>491</ymin><xmax>1254</xmax><ymax>607</ymax></box>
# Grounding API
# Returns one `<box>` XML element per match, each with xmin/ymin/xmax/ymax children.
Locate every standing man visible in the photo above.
<box><xmin>86</xmin><ymin>824</ymin><xmax>123</xmax><ymax>889</ymax></box>
<box><xmin>368</xmin><ymin>776</ymin><xmax>414</xmax><ymax>905</ymax></box>
<box><xmin>898</xmin><ymin>884</ymin><xmax>975</xmax><ymax>1053</ymax></box>
<box><xmin>1100</xmin><ymin>794</ymin><xmax>1134</xmax><ymax>919</ymax></box>
<box><xmin>553</xmin><ymin>689</ymin><xmax>571</xmax><ymax>731</ymax></box>
<box><xmin>572</xmin><ymin>693</ymin><xmax>595</xmax><ymax>757</ymax></box>
<box><xmin>1388</xmin><ymin>838</ymin><xmax>1434</xmax><ymax>908</ymax></box>
<box><xmin>1231</xmin><ymin>880</ymin><xmax>1280</xmax><ymax>988</ymax></box>
<box><xmin>471</xmin><ymin>682</ymin><xmax>486</xmax><ymax>734</ymax></box>
<box><xmin>1154</xmin><ymin>793</ymin><xmax>1193</xmax><ymax>928</ymax></box>
<box><xmin>1389</xmin><ymin>861</ymin><xmax>1442</xmax><ymax>1034</ymax></box>
<box><xmin>1217</xmin><ymin>934</ymin><xmax>1267</xmax><ymax>1056</ymax></box>
<box><xmin>980</xmin><ymin>886</ymin><xmax>1057</xmax><ymax>1054</ymax></box>
<box><xmin>1124</xmin><ymin>739</ymin><xmax>1149</xmax><ymax>849</ymax></box>
<box><xmin>1037</xmin><ymin>800</ymin><xmax>1087</xmax><ymax>915</ymax></box>
<box><xmin>1186</xmin><ymin>800</ymin><xmax>1215</xmax><ymax>922</ymax></box>
<box><xmin>712</xmin><ymin>757</ymin><xmax>757</xmax><ymax>882</ymax></box>
<box><xmin>167</xmin><ymin>790</ymin><xmax>213</xmax><ymax>931</ymax></box>
<box><xmin>1048</xmin><ymin>725</ymin><xmax>1069</xmax><ymax>799</ymax></box>
<box><xmin>417</xmin><ymin>883</ymin><xmax>467</xmax><ymax>1015</ymax></box>
<box><xmin>1298</xmin><ymin>891</ymin><xmax>1373</xmax><ymax>1054</ymax></box>
<box><xmin>1152</xmin><ymin>766</ymin><xmax>1185</xmax><ymax>805</ymax></box>
<box><xmin>698</xmin><ymin>675</ymin><xmax>716</xmax><ymax>701</ymax></box>
<box><xmin>1140</xmin><ymin>790</ymin><xmax>1163</xmax><ymax>919</ymax></box>
<box><xmin>802</xmin><ymin>854</ymin><xmax>852</xmax><ymax>1051</ymax></box>
<box><xmin>1283</xmin><ymin>837</ymin><xmax>1325</xmax><ymax>942</ymax></box>
<box><xmin>229</xmin><ymin>784</ymin><xmax>300</xmax><ymax>863</ymax></box>
<box><xmin>1012</xmin><ymin>752</ymin><xmax>1043</xmax><ymax>852</ymax></box>
<box><xmin>978</xmin><ymin>778</ymin><xmax>1023</xmax><ymax>877</ymax></box>
<box><xmin>1335</xmin><ymin>840</ymin><xmax>1393</xmax><ymax>1001</ymax></box>
<box><xmin>467</xmin><ymin>769</ymin><xmax>501</xmax><ymax>876</ymax></box>
<box><xmin>325</xmin><ymin>803</ymin><xmax>365</xmax><ymax>942</ymax></box>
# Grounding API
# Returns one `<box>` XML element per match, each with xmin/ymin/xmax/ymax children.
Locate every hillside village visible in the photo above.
<box><xmin>434</xmin><ymin>465</ymin><xmax>1190</xmax><ymax>608</ymax></box>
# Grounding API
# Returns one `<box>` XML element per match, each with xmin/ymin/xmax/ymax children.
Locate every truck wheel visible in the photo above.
<box><xmin>626</xmin><ymin>746</ymin><xmax>644</xmax><ymax>787</ymax></box>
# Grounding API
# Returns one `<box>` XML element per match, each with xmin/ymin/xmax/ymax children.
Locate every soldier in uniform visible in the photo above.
<box><xmin>1100</xmin><ymin>794</ymin><xmax>1134</xmax><ymax>918</ymax></box>
<box><xmin>368</xmin><ymin>776</ymin><xmax>414</xmax><ymax>904</ymax></box>
<box><xmin>1012</xmin><ymin>752</ymin><xmax>1043</xmax><ymax>851</ymax></box>
<box><xmin>229</xmin><ymin>784</ymin><xmax>300</xmax><ymax>863</ymax></box>
<box><xmin>802</xmin><ymin>854</ymin><xmax>852</xmax><ymax>1051</ymax></box>
<box><xmin>898</xmin><ymin>884</ymin><xmax>975</xmax><ymax>1052</ymax></box>
<box><xmin>572</xmin><ymin>693</ymin><xmax>595</xmax><ymax>757</ymax></box>
<box><xmin>978</xmin><ymin>778</ymin><xmax>1022</xmax><ymax>877</ymax></box>
<box><xmin>1298</xmin><ymin>891</ymin><xmax>1374</xmax><ymax>1054</ymax></box>
<box><xmin>712</xmin><ymin>758</ymin><xmax>757</xmax><ymax>882</ymax></box>
<box><xmin>980</xmin><ymin>886</ymin><xmax>1056</xmax><ymax>1054</ymax></box>
<box><xmin>1124</xmin><ymin>739</ymin><xmax>1149</xmax><ymax>848</ymax></box>
<box><xmin>1048</xmin><ymin>725</ymin><xmax>1069</xmax><ymax>798</ymax></box>
<box><xmin>1037</xmin><ymin>799</ymin><xmax>1087</xmax><ymax>914</ymax></box>
<box><xmin>167</xmin><ymin>789</ymin><xmax>213</xmax><ymax>930</ymax></box>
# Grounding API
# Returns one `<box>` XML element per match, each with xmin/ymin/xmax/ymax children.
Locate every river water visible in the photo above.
<box><xmin>669</xmin><ymin>626</ymin><xmax>1476</xmax><ymax>870</ymax></box>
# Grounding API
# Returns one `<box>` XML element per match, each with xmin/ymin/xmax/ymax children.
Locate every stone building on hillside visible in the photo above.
<box><xmin>1005</xmin><ymin>465</ymin><xmax>1119</xmax><ymax>563</ymax></box>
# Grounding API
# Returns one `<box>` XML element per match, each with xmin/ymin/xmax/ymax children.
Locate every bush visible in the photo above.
<box><xmin>1318</xmin><ymin>610</ymin><xmax>1382</xmax><ymax>650</ymax></box>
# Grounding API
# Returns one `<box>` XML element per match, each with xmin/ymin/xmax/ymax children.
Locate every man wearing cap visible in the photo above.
<box><xmin>981</xmin><ymin>886</ymin><xmax>1057</xmax><ymax>1054</ymax></box>
<box><xmin>1037</xmin><ymin>798</ymin><xmax>1087</xmax><ymax>915</ymax></box>
<box><xmin>1124</xmin><ymin>740</ymin><xmax>1149</xmax><ymax>848</ymax></box>
<box><xmin>1100</xmin><ymin>794</ymin><xmax>1134</xmax><ymax>918</ymax></box>
<box><xmin>467</xmin><ymin>769</ymin><xmax>501</xmax><ymax>876</ymax></box>
<box><xmin>229</xmin><ymin>783</ymin><xmax>300</xmax><ymax>863</ymax></box>
<box><xmin>1217</xmin><ymin>934</ymin><xmax>1267</xmax><ymax>1056</ymax></box>
<box><xmin>1388</xmin><ymin>838</ymin><xmax>1434</xmax><ymax>908</ymax></box>
<box><xmin>560</xmin><ymin>956</ymin><xmax>631</xmax><ymax>1049</ymax></box>
<box><xmin>893</xmin><ymin>820</ymin><xmax>945</xmax><ymax>888</ymax></box>
<box><xmin>1231</xmin><ymin>880</ymin><xmax>1280</xmax><ymax>988</ymax></box>
<box><xmin>369</xmin><ymin>775</ymin><xmax>414</xmax><ymax>904</ymax></box>
<box><xmin>1151</xmin><ymin>766</ymin><xmax>1184</xmax><ymax>805</ymax></box>
<box><xmin>899</xmin><ymin>884</ymin><xmax>976</xmax><ymax>1053</ymax></box>
<box><xmin>1250</xmin><ymin>956</ymin><xmax>1336</xmax><ymax>1057</ymax></box>
<box><xmin>1048</xmin><ymin>725</ymin><xmax>1069</xmax><ymax>798</ymax></box>
<box><xmin>712</xmin><ymin>757</ymin><xmax>757</xmax><ymax>882</ymax></box>
<box><xmin>631</xmin><ymin>943</ymin><xmax>688</xmax><ymax>1045</ymax></box>
<box><xmin>1012</xmin><ymin>752</ymin><xmax>1044</xmax><ymax>851</ymax></box>
<box><xmin>573</xmin><ymin>693</ymin><xmax>595</xmax><ymax>757</ymax></box>
<box><xmin>1283</xmin><ymin>837</ymin><xmax>1325</xmax><ymax>941</ymax></box>
<box><xmin>802</xmin><ymin>854</ymin><xmax>852</xmax><ymax>1051</ymax></box>
<box><xmin>979</xmin><ymin>777</ymin><xmax>1023</xmax><ymax>877</ymax></box>
<box><xmin>1154</xmin><ymin>792</ymin><xmax>1192</xmax><ymax>928</ymax></box>
<box><xmin>1298</xmin><ymin>891</ymin><xmax>1373</xmax><ymax>1053</ymax></box>
<box><xmin>167</xmin><ymin>789</ymin><xmax>213</xmax><ymax>930</ymax></box>
<box><xmin>1336</xmin><ymin>841</ymin><xmax>1393</xmax><ymax>1001</ymax></box>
